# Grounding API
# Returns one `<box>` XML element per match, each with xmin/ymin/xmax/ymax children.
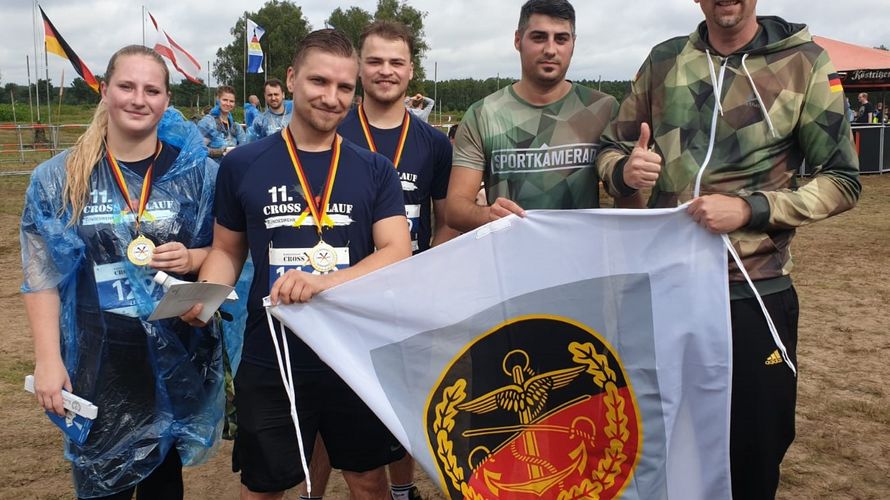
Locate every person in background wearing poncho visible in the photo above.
<box><xmin>198</xmin><ymin>85</ymin><xmax>248</xmax><ymax>162</ymax></box>
<box><xmin>20</xmin><ymin>45</ymin><xmax>224</xmax><ymax>500</ymax></box>
<box><xmin>249</xmin><ymin>78</ymin><xmax>292</xmax><ymax>141</ymax></box>
<box><xmin>245</xmin><ymin>95</ymin><xmax>261</xmax><ymax>128</ymax></box>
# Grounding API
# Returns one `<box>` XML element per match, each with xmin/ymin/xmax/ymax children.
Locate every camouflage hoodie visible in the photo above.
<box><xmin>597</xmin><ymin>16</ymin><xmax>861</xmax><ymax>296</ymax></box>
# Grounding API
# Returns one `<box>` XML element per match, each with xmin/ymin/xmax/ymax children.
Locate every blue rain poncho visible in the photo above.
<box><xmin>248</xmin><ymin>110</ymin><xmax>291</xmax><ymax>142</ymax></box>
<box><xmin>19</xmin><ymin>114</ymin><xmax>225</xmax><ymax>498</ymax></box>
<box><xmin>244</xmin><ymin>102</ymin><xmax>259</xmax><ymax>127</ymax></box>
<box><xmin>197</xmin><ymin>103</ymin><xmax>247</xmax><ymax>155</ymax></box>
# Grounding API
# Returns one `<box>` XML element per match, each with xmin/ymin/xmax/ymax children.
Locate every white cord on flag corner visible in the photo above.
<box><xmin>265</xmin><ymin>301</ymin><xmax>313</xmax><ymax>494</ymax></box>
<box><xmin>721</xmin><ymin>235</ymin><xmax>797</xmax><ymax>376</ymax></box>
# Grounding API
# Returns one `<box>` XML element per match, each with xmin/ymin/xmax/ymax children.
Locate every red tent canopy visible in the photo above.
<box><xmin>813</xmin><ymin>36</ymin><xmax>890</xmax><ymax>89</ymax></box>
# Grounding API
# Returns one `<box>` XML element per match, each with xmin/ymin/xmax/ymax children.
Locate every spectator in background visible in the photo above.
<box><xmin>249</xmin><ymin>78</ymin><xmax>291</xmax><ymax>141</ymax></box>
<box><xmin>876</xmin><ymin>102</ymin><xmax>884</xmax><ymax>124</ymax></box>
<box><xmin>198</xmin><ymin>85</ymin><xmax>248</xmax><ymax>162</ymax></box>
<box><xmin>856</xmin><ymin>92</ymin><xmax>876</xmax><ymax>124</ymax></box>
<box><xmin>404</xmin><ymin>93</ymin><xmax>434</xmax><ymax>122</ymax></box>
<box><xmin>245</xmin><ymin>95</ymin><xmax>261</xmax><ymax>128</ymax></box>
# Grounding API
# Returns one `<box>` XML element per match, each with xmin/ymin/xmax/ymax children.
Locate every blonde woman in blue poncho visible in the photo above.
<box><xmin>20</xmin><ymin>45</ymin><xmax>224</xmax><ymax>499</ymax></box>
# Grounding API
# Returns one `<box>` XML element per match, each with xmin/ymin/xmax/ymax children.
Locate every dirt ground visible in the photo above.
<box><xmin>0</xmin><ymin>175</ymin><xmax>887</xmax><ymax>499</ymax></box>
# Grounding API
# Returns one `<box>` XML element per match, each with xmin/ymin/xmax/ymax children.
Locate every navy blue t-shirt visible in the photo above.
<box><xmin>215</xmin><ymin>132</ymin><xmax>405</xmax><ymax>369</ymax></box>
<box><xmin>119</xmin><ymin>143</ymin><xmax>180</xmax><ymax>178</ymax></box>
<box><xmin>339</xmin><ymin>108</ymin><xmax>452</xmax><ymax>253</ymax></box>
<box><xmin>76</xmin><ymin>143</ymin><xmax>183</xmax><ymax>314</ymax></box>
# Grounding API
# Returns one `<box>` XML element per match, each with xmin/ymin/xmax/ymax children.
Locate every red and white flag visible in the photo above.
<box><xmin>148</xmin><ymin>11</ymin><xmax>202</xmax><ymax>84</ymax></box>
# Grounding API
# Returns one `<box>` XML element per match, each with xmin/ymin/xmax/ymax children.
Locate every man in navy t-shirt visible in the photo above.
<box><xmin>339</xmin><ymin>22</ymin><xmax>457</xmax><ymax>257</ymax></box>
<box><xmin>318</xmin><ymin>20</ymin><xmax>457</xmax><ymax>500</ymax></box>
<box><xmin>184</xmin><ymin>29</ymin><xmax>411</xmax><ymax>498</ymax></box>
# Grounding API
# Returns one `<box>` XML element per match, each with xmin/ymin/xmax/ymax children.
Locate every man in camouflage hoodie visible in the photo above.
<box><xmin>596</xmin><ymin>1</ymin><xmax>861</xmax><ymax>498</ymax></box>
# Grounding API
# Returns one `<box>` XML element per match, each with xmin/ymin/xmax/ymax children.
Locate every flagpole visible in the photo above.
<box><xmin>57</xmin><ymin>69</ymin><xmax>65</xmax><ymax>123</ymax></box>
<box><xmin>45</xmin><ymin>40</ymin><xmax>52</xmax><ymax>127</ymax></box>
<box><xmin>26</xmin><ymin>55</ymin><xmax>34</xmax><ymax>123</ymax></box>
<box><xmin>141</xmin><ymin>5</ymin><xmax>145</xmax><ymax>46</ymax></box>
<box><xmin>33</xmin><ymin>0</ymin><xmax>41</xmax><ymax>122</ymax></box>
<box><xmin>12</xmin><ymin>89</ymin><xmax>25</xmax><ymax>163</ymax></box>
<box><xmin>243</xmin><ymin>14</ymin><xmax>247</xmax><ymax>107</ymax></box>
<box><xmin>434</xmin><ymin>61</ymin><xmax>438</xmax><ymax>125</ymax></box>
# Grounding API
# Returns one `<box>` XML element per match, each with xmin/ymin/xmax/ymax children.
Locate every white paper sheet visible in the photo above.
<box><xmin>148</xmin><ymin>281</ymin><xmax>235</xmax><ymax>322</ymax></box>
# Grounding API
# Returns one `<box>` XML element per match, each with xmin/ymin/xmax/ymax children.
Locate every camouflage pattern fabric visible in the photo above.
<box><xmin>453</xmin><ymin>83</ymin><xmax>618</xmax><ymax>209</ymax></box>
<box><xmin>220</xmin><ymin>314</ymin><xmax>237</xmax><ymax>440</ymax></box>
<box><xmin>597</xmin><ymin>17</ymin><xmax>861</xmax><ymax>284</ymax></box>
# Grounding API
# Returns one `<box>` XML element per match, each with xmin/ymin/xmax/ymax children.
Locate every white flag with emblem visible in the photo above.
<box><xmin>270</xmin><ymin>207</ymin><xmax>732</xmax><ymax>499</ymax></box>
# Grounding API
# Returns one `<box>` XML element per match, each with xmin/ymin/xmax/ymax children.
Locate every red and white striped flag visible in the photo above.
<box><xmin>148</xmin><ymin>11</ymin><xmax>202</xmax><ymax>84</ymax></box>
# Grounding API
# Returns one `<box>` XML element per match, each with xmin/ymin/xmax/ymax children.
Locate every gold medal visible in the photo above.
<box><xmin>107</xmin><ymin>142</ymin><xmax>162</xmax><ymax>266</ymax></box>
<box><xmin>308</xmin><ymin>240</ymin><xmax>338</xmax><ymax>273</ymax></box>
<box><xmin>127</xmin><ymin>234</ymin><xmax>155</xmax><ymax>266</ymax></box>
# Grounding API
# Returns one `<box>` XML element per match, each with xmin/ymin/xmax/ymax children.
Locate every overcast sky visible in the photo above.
<box><xmin>2</xmin><ymin>0</ymin><xmax>888</xmax><ymax>88</ymax></box>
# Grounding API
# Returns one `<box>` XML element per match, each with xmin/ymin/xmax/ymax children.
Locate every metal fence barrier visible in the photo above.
<box><xmin>0</xmin><ymin>123</ymin><xmax>88</xmax><ymax>166</ymax></box>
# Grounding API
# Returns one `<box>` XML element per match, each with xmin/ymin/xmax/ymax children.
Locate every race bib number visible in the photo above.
<box><xmin>93</xmin><ymin>262</ymin><xmax>163</xmax><ymax>317</ymax></box>
<box><xmin>406</xmin><ymin>204</ymin><xmax>421</xmax><ymax>251</ymax></box>
<box><xmin>268</xmin><ymin>246</ymin><xmax>351</xmax><ymax>291</ymax></box>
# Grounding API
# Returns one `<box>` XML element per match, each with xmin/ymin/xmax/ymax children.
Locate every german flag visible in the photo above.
<box><xmin>40</xmin><ymin>7</ymin><xmax>100</xmax><ymax>93</ymax></box>
<box><xmin>828</xmin><ymin>72</ymin><xmax>843</xmax><ymax>93</ymax></box>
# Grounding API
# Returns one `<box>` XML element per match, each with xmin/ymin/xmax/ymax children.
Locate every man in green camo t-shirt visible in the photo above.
<box><xmin>445</xmin><ymin>0</ymin><xmax>624</xmax><ymax>232</ymax></box>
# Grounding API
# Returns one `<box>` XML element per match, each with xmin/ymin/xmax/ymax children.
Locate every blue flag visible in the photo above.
<box><xmin>247</xmin><ymin>18</ymin><xmax>265</xmax><ymax>74</ymax></box>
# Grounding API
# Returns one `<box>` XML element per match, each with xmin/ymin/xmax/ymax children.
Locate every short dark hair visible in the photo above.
<box><xmin>518</xmin><ymin>0</ymin><xmax>575</xmax><ymax>34</ymax></box>
<box><xmin>217</xmin><ymin>85</ymin><xmax>236</xmax><ymax>98</ymax></box>
<box><xmin>291</xmin><ymin>29</ymin><xmax>356</xmax><ymax>70</ymax></box>
<box><xmin>264</xmin><ymin>78</ymin><xmax>284</xmax><ymax>92</ymax></box>
<box><xmin>360</xmin><ymin>20</ymin><xmax>416</xmax><ymax>58</ymax></box>
<box><xmin>448</xmin><ymin>123</ymin><xmax>459</xmax><ymax>141</ymax></box>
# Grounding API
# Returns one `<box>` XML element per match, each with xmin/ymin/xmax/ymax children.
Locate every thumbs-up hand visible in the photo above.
<box><xmin>623</xmin><ymin>123</ymin><xmax>662</xmax><ymax>190</ymax></box>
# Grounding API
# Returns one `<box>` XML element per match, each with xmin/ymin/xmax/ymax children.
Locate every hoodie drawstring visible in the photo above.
<box><xmin>740</xmin><ymin>53</ymin><xmax>779</xmax><ymax>139</ymax></box>
<box><xmin>696</xmin><ymin>50</ymin><xmax>797</xmax><ymax>376</ymax></box>
<box><xmin>694</xmin><ymin>50</ymin><xmax>728</xmax><ymax>198</ymax></box>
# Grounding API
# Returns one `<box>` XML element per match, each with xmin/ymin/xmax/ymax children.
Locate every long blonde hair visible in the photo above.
<box><xmin>63</xmin><ymin>45</ymin><xmax>170</xmax><ymax>223</ymax></box>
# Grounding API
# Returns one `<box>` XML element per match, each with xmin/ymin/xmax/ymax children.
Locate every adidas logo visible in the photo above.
<box><xmin>765</xmin><ymin>349</ymin><xmax>782</xmax><ymax>366</ymax></box>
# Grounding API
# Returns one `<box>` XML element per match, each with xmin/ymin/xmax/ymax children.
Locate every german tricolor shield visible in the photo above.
<box><xmin>425</xmin><ymin>315</ymin><xmax>642</xmax><ymax>499</ymax></box>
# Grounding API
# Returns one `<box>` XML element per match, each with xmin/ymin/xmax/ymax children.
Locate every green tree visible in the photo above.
<box><xmin>214</xmin><ymin>0</ymin><xmax>312</xmax><ymax>103</ymax></box>
<box><xmin>326</xmin><ymin>0</ymin><xmax>430</xmax><ymax>85</ymax></box>
<box><xmin>326</xmin><ymin>6</ymin><xmax>373</xmax><ymax>48</ymax></box>
<box><xmin>66</xmin><ymin>77</ymin><xmax>99</xmax><ymax>104</ymax></box>
<box><xmin>35</xmin><ymin>79</ymin><xmax>55</xmax><ymax>111</ymax></box>
<box><xmin>2</xmin><ymin>83</ymin><xmax>15</xmax><ymax>104</ymax></box>
<box><xmin>171</xmin><ymin>79</ymin><xmax>208</xmax><ymax>108</ymax></box>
